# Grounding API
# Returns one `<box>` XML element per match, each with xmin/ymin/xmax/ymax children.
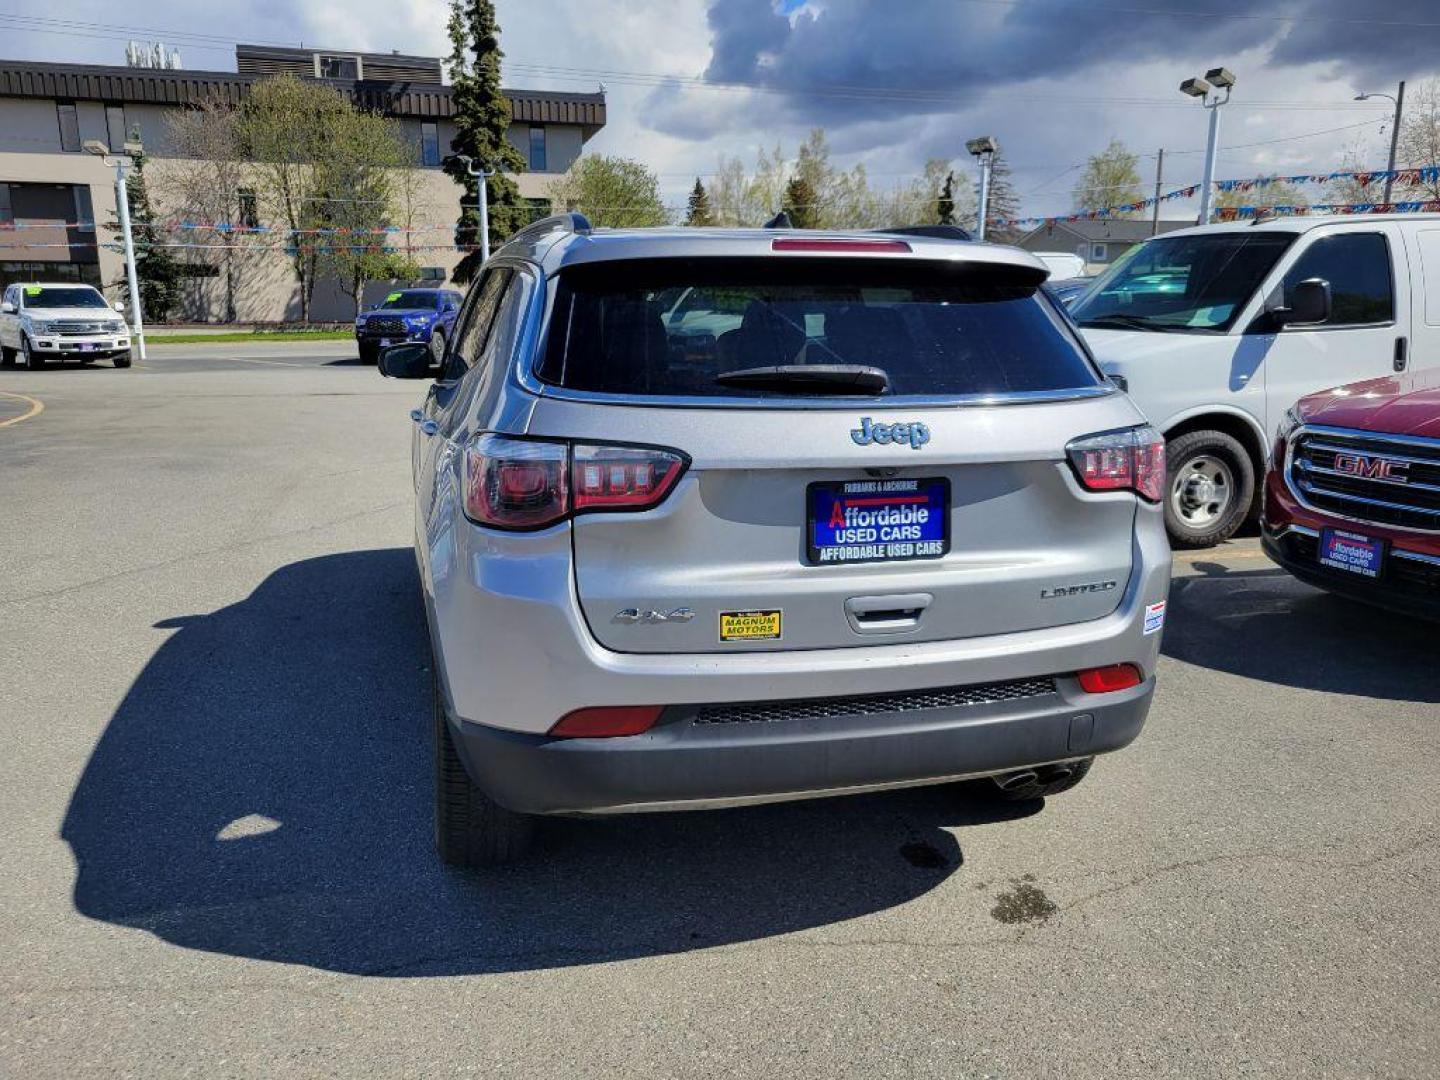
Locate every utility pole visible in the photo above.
<box><xmin>457</xmin><ymin>155</ymin><xmax>495</xmax><ymax>263</ymax></box>
<box><xmin>966</xmin><ymin>136</ymin><xmax>998</xmax><ymax>241</ymax></box>
<box><xmin>84</xmin><ymin>138</ymin><xmax>145</xmax><ymax>360</ymax></box>
<box><xmin>1356</xmin><ymin>81</ymin><xmax>1407</xmax><ymax>204</ymax></box>
<box><xmin>1151</xmin><ymin>148</ymin><xmax>1165</xmax><ymax>236</ymax></box>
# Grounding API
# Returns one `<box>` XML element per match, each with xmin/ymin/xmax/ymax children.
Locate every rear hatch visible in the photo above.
<box><xmin>528</xmin><ymin>253</ymin><xmax>1145</xmax><ymax>653</ymax></box>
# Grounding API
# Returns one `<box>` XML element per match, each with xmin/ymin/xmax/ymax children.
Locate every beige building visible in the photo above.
<box><xmin>0</xmin><ymin>45</ymin><xmax>605</xmax><ymax>321</ymax></box>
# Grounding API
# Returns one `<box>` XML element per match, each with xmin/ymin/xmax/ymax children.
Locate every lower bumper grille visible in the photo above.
<box><xmin>694</xmin><ymin>677</ymin><xmax>1059</xmax><ymax>726</ymax></box>
<box><xmin>1275</xmin><ymin>530</ymin><xmax>1440</xmax><ymax>598</ymax></box>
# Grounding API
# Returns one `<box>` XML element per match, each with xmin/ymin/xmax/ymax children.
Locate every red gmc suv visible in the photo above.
<box><xmin>1263</xmin><ymin>367</ymin><xmax>1440</xmax><ymax>621</ymax></box>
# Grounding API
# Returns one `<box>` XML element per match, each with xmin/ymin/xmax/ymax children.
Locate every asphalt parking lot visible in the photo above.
<box><xmin>2</xmin><ymin>342</ymin><xmax>1437</xmax><ymax>1079</ymax></box>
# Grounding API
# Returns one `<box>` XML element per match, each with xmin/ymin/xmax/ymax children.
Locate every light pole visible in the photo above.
<box><xmin>966</xmin><ymin>136</ymin><xmax>998</xmax><ymax>241</ymax></box>
<box><xmin>1180</xmin><ymin>66</ymin><xmax>1236</xmax><ymax>226</ymax></box>
<box><xmin>83</xmin><ymin>137</ymin><xmax>146</xmax><ymax>360</ymax></box>
<box><xmin>1355</xmin><ymin>81</ymin><xmax>1406</xmax><ymax>204</ymax></box>
<box><xmin>456</xmin><ymin>154</ymin><xmax>495</xmax><ymax>264</ymax></box>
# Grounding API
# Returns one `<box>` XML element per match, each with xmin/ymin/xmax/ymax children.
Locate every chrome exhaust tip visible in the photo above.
<box><xmin>994</xmin><ymin>769</ymin><xmax>1039</xmax><ymax>792</ymax></box>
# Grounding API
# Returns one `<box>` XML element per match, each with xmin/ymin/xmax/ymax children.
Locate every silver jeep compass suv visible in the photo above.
<box><xmin>382</xmin><ymin>216</ymin><xmax>1172</xmax><ymax>867</ymax></box>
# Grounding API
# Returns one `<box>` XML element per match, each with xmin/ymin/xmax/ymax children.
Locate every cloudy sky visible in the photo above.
<box><xmin>9</xmin><ymin>1</ymin><xmax>1438</xmax><ymax>220</ymax></box>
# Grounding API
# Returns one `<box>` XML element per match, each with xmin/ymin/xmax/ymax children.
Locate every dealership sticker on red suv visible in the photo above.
<box><xmin>1319</xmin><ymin>528</ymin><xmax>1385</xmax><ymax>578</ymax></box>
<box><xmin>1143</xmin><ymin>600</ymin><xmax>1166</xmax><ymax>635</ymax></box>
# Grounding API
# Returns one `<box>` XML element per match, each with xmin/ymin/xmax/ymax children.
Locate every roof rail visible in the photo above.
<box><xmin>503</xmin><ymin>211</ymin><xmax>593</xmax><ymax>248</ymax></box>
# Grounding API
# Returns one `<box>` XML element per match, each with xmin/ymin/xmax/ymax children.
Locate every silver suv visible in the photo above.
<box><xmin>382</xmin><ymin>217</ymin><xmax>1172</xmax><ymax>867</ymax></box>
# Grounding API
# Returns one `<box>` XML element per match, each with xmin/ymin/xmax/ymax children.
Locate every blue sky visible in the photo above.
<box><xmin>6</xmin><ymin>1</ymin><xmax>1435</xmax><ymax>219</ymax></box>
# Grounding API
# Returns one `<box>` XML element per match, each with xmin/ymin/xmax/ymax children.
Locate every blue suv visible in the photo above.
<box><xmin>355</xmin><ymin>288</ymin><xmax>463</xmax><ymax>365</ymax></box>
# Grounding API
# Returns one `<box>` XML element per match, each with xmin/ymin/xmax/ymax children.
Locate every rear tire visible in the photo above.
<box><xmin>1163</xmin><ymin>429</ymin><xmax>1254</xmax><ymax>549</ymax></box>
<box><xmin>991</xmin><ymin>758</ymin><xmax>1094</xmax><ymax>802</ymax></box>
<box><xmin>21</xmin><ymin>335</ymin><xmax>43</xmax><ymax>370</ymax></box>
<box><xmin>432</xmin><ymin>661</ymin><xmax>535</xmax><ymax>867</ymax></box>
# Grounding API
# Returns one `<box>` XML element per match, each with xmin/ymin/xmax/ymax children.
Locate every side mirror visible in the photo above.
<box><xmin>379</xmin><ymin>342</ymin><xmax>433</xmax><ymax>379</ymax></box>
<box><xmin>1268</xmin><ymin>277</ymin><xmax>1331</xmax><ymax>327</ymax></box>
<box><xmin>0</xmin><ymin>302</ymin><xmax>13</xmax><ymax>315</ymax></box>
<box><xmin>114</xmin><ymin>301</ymin><xmax>126</xmax><ymax>312</ymax></box>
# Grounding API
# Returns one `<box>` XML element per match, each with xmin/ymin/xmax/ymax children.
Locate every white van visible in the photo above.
<box><xmin>1071</xmin><ymin>215</ymin><xmax>1440</xmax><ymax>547</ymax></box>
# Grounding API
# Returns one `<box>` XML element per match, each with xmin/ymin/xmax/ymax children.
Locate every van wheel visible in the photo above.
<box><xmin>432</xmin><ymin>662</ymin><xmax>535</xmax><ymax>867</ymax></box>
<box><xmin>22</xmin><ymin>335</ymin><xmax>43</xmax><ymax>370</ymax></box>
<box><xmin>991</xmin><ymin>758</ymin><xmax>1093</xmax><ymax>801</ymax></box>
<box><xmin>1164</xmin><ymin>429</ymin><xmax>1254</xmax><ymax>549</ymax></box>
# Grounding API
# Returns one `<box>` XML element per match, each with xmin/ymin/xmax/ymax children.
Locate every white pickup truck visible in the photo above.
<box><xmin>1071</xmin><ymin>215</ymin><xmax>1440</xmax><ymax>547</ymax></box>
<box><xmin>0</xmin><ymin>282</ymin><xmax>132</xmax><ymax>369</ymax></box>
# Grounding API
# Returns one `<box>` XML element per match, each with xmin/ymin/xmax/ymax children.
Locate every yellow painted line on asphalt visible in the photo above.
<box><xmin>0</xmin><ymin>391</ymin><xmax>43</xmax><ymax>428</ymax></box>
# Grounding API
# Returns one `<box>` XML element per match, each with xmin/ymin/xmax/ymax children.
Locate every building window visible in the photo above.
<box><xmin>528</xmin><ymin>125</ymin><xmax>547</xmax><ymax>172</ymax></box>
<box><xmin>318</xmin><ymin>55</ymin><xmax>359</xmax><ymax>80</ymax></box>
<box><xmin>1090</xmin><ymin>242</ymin><xmax>1107</xmax><ymax>262</ymax></box>
<box><xmin>420</xmin><ymin>122</ymin><xmax>440</xmax><ymax>167</ymax></box>
<box><xmin>73</xmin><ymin>186</ymin><xmax>95</xmax><ymax>231</ymax></box>
<box><xmin>237</xmin><ymin>188</ymin><xmax>259</xmax><ymax>229</ymax></box>
<box><xmin>0</xmin><ymin>184</ymin><xmax>11</xmax><ymax>226</ymax></box>
<box><xmin>106</xmin><ymin>105</ymin><xmax>128</xmax><ymax>152</ymax></box>
<box><xmin>56</xmin><ymin>102</ymin><xmax>81</xmax><ymax>153</ymax></box>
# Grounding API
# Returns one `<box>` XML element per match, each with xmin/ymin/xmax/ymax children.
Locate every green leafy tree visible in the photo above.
<box><xmin>937</xmin><ymin>171</ymin><xmax>956</xmax><ymax>225</ymax></box>
<box><xmin>685</xmin><ymin>178</ymin><xmax>713</xmax><ymax>225</ymax></box>
<box><xmin>548</xmin><ymin>155</ymin><xmax>668</xmax><ymax>227</ymax></box>
<box><xmin>1073</xmin><ymin>138</ymin><xmax>1144</xmax><ymax>214</ymax></box>
<box><xmin>782</xmin><ymin>172</ymin><xmax>819</xmax><ymax>228</ymax></box>
<box><xmin>444</xmin><ymin>0</ymin><xmax>527</xmax><ymax>283</ymax></box>
<box><xmin>107</xmin><ymin>136</ymin><xmax>182</xmax><ymax>323</ymax></box>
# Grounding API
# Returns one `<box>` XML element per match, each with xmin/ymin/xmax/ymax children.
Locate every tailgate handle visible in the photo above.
<box><xmin>845</xmin><ymin>593</ymin><xmax>932</xmax><ymax>634</ymax></box>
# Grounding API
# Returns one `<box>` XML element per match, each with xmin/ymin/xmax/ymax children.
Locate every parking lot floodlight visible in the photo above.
<box><xmin>1205</xmin><ymin>67</ymin><xmax>1236</xmax><ymax>90</ymax></box>
<box><xmin>966</xmin><ymin>136</ymin><xmax>998</xmax><ymax>157</ymax></box>
<box><xmin>82</xmin><ymin>139</ymin><xmax>108</xmax><ymax>156</ymax></box>
<box><xmin>1180</xmin><ymin>77</ymin><xmax>1211</xmax><ymax>98</ymax></box>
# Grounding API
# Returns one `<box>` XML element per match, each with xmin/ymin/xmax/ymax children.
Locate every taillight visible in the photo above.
<box><xmin>549</xmin><ymin>705</ymin><xmax>663</xmax><ymax>738</ymax></box>
<box><xmin>463</xmin><ymin>436</ymin><xmax>688</xmax><ymax>530</ymax></box>
<box><xmin>572</xmin><ymin>444</ymin><xmax>687</xmax><ymax>511</ymax></box>
<box><xmin>1076</xmin><ymin>664</ymin><xmax>1143</xmax><ymax>694</ymax></box>
<box><xmin>1066</xmin><ymin>425</ymin><xmax>1165</xmax><ymax>502</ymax></box>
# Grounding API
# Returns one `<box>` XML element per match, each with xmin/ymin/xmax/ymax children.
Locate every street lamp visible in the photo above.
<box><xmin>966</xmin><ymin>136</ymin><xmax>998</xmax><ymax>242</ymax></box>
<box><xmin>83</xmin><ymin>137</ymin><xmax>146</xmax><ymax>360</ymax></box>
<box><xmin>1355</xmin><ymin>81</ymin><xmax>1406</xmax><ymax>204</ymax></box>
<box><xmin>454</xmin><ymin>154</ymin><xmax>496</xmax><ymax>264</ymax></box>
<box><xmin>1180</xmin><ymin>66</ymin><xmax>1235</xmax><ymax>225</ymax></box>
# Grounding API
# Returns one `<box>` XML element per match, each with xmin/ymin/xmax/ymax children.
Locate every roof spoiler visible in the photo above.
<box><xmin>879</xmin><ymin>224</ymin><xmax>973</xmax><ymax>242</ymax></box>
<box><xmin>506</xmin><ymin>211</ymin><xmax>594</xmax><ymax>247</ymax></box>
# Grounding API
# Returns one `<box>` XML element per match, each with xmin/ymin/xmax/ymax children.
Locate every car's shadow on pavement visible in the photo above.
<box><xmin>63</xmin><ymin>548</ymin><xmax>1036</xmax><ymax>976</ymax></box>
<box><xmin>1163</xmin><ymin>561</ymin><xmax>1440</xmax><ymax>702</ymax></box>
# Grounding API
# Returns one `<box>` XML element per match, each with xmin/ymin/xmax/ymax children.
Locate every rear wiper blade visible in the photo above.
<box><xmin>714</xmin><ymin>364</ymin><xmax>889</xmax><ymax>395</ymax></box>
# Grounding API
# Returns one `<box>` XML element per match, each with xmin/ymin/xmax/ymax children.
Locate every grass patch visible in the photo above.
<box><xmin>149</xmin><ymin>330</ymin><xmax>353</xmax><ymax>344</ymax></box>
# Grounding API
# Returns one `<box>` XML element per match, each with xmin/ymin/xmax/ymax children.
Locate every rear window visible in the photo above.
<box><xmin>537</xmin><ymin>258</ymin><xmax>1102</xmax><ymax>398</ymax></box>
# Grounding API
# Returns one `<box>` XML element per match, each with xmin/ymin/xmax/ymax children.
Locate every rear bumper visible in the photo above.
<box><xmin>451</xmin><ymin>676</ymin><xmax>1153</xmax><ymax>815</ymax></box>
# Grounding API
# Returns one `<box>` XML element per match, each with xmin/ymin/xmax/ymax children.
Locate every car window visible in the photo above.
<box><xmin>538</xmin><ymin>258</ymin><xmax>1100</xmax><ymax>399</ymax></box>
<box><xmin>1282</xmin><ymin>233</ymin><xmax>1393</xmax><ymax>327</ymax></box>
<box><xmin>448</xmin><ymin>268</ymin><xmax>513</xmax><ymax>374</ymax></box>
<box><xmin>1072</xmin><ymin>232</ymin><xmax>1295</xmax><ymax>332</ymax></box>
<box><xmin>21</xmin><ymin>286</ymin><xmax>109</xmax><ymax>309</ymax></box>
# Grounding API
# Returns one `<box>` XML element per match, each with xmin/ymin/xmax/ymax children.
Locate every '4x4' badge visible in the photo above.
<box><xmin>851</xmin><ymin>417</ymin><xmax>930</xmax><ymax>450</ymax></box>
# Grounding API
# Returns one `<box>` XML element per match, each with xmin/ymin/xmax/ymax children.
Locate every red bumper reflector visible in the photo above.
<box><xmin>1075</xmin><ymin>664</ymin><xmax>1143</xmax><ymax>694</ymax></box>
<box><xmin>548</xmin><ymin>705</ymin><xmax>664</xmax><ymax>739</ymax></box>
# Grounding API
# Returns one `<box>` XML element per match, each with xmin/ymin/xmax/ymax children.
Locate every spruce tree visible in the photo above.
<box><xmin>685</xmin><ymin>178</ymin><xmax>713</xmax><ymax>226</ymax></box>
<box><xmin>782</xmin><ymin>174</ymin><xmax>819</xmax><ymax>228</ymax></box>
<box><xmin>107</xmin><ymin>141</ymin><xmax>182</xmax><ymax>322</ymax></box>
<box><xmin>983</xmin><ymin>151</ymin><xmax>1022</xmax><ymax>243</ymax></box>
<box><xmin>444</xmin><ymin>0</ymin><xmax>527</xmax><ymax>283</ymax></box>
<box><xmin>937</xmin><ymin>172</ymin><xmax>955</xmax><ymax>225</ymax></box>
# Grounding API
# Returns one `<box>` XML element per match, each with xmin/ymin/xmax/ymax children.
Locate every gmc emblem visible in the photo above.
<box><xmin>1333</xmin><ymin>452</ymin><xmax>1411</xmax><ymax>485</ymax></box>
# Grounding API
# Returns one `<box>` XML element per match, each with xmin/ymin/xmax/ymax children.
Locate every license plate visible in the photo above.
<box><xmin>1319</xmin><ymin>527</ymin><xmax>1385</xmax><ymax>578</ymax></box>
<box><xmin>77</xmin><ymin>343</ymin><xmax>94</xmax><ymax>351</ymax></box>
<box><xmin>378</xmin><ymin>338</ymin><xmax>391</xmax><ymax>347</ymax></box>
<box><xmin>807</xmin><ymin>478</ymin><xmax>949</xmax><ymax>565</ymax></box>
